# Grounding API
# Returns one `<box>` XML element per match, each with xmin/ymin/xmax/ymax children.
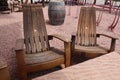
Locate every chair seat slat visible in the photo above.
<box><xmin>75</xmin><ymin>45</ymin><xmax>109</xmax><ymax>53</ymax></box>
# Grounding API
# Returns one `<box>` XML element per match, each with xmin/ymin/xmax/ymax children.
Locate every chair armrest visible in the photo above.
<box><xmin>97</xmin><ymin>33</ymin><xmax>119</xmax><ymax>40</ymax></box>
<box><xmin>97</xmin><ymin>33</ymin><xmax>118</xmax><ymax>52</ymax></box>
<box><xmin>49</xmin><ymin>34</ymin><xmax>71</xmax><ymax>67</ymax></box>
<box><xmin>15</xmin><ymin>39</ymin><xmax>24</xmax><ymax>51</ymax></box>
<box><xmin>48</xmin><ymin>34</ymin><xmax>71</xmax><ymax>43</ymax></box>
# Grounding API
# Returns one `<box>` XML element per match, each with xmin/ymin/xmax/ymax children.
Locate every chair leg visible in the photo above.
<box><xmin>64</xmin><ymin>42</ymin><xmax>71</xmax><ymax>67</ymax></box>
<box><xmin>16</xmin><ymin>50</ymin><xmax>28</xmax><ymax>80</ymax></box>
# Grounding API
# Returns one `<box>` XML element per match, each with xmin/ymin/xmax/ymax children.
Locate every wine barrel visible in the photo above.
<box><xmin>48</xmin><ymin>0</ymin><xmax>66</xmax><ymax>25</ymax></box>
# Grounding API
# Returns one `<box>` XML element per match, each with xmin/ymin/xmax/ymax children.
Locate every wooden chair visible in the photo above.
<box><xmin>71</xmin><ymin>6</ymin><xmax>118</xmax><ymax>58</ymax></box>
<box><xmin>10</xmin><ymin>0</ymin><xmax>22</xmax><ymax>12</ymax></box>
<box><xmin>15</xmin><ymin>4</ymin><xmax>71</xmax><ymax>80</ymax></box>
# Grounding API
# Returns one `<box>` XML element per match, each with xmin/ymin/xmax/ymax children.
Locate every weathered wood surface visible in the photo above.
<box><xmin>76</xmin><ymin>7</ymin><xmax>96</xmax><ymax>46</ymax></box>
<box><xmin>23</xmin><ymin>4</ymin><xmax>49</xmax><ymax>54</ymax></box>
<box><xmin>15</xmin><ymin>4</ymin><xmax>71</xmax><ymax>80</ymax></box>
<box><xmin>71</xmin><ymin>6</ymin><xmax>118</xmax><ymax>56</ymax></box>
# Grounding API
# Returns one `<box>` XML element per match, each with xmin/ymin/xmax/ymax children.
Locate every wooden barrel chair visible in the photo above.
<box><xmin>71</xmin><ymin>6</ymin><xmax>118</xmax><ymax>58</ymax></box>
<box><xmin>15</xmin><ymin>4</ymin><xmax>71</xmax><ymax>80</ymax></box>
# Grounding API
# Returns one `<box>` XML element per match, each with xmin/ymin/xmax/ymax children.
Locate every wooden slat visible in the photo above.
<box><xmin>40</xmin><ymin>9</ymin><xmax>50</xmax><ymax>50</ymax></box>
<box><xmin>23</xmin><ymin>6</ymin><xmax>31</xmax><ymax>53</ymax></box>
<box><xmin>28</xmin><ymin>6</ymin><xmax>36</xmax><ymax>53</ymax></box>
<box><xmin>91</xmin><ymin>7</ymin><xmax>96</xmax><ymax>46</ymax></box>
<box><xmin>89</xmin><ymin>7</ymin><xmax>94</xmax><ymax>46</ymax></box>
<box><xmin>75</xmin><ymin>45</ymin><xmax>108</xmax><ymax>54</ymax></box>
<box><xmin>82</xmin><ymin>7</ymin><xmax>86</xmax><ymax>46</ymax></box>
<box><xmin>84</xmin><ymin>7</ymin><xmax>89</xmax><ymax>46</ymax></box>
<box><xmin>88</xmin><ymin>7</ymin><xmax>92</xmax><ymax>46</ymax></box>
<box><xmin>76</xmin><ymin>7</ymin><xmax>85</xmax><ymax>45</ymax></box>
<box><xmin>37</xmin><ymin>7</ymin><xmax>47</xmax><ymax>51</ymax></box>
<box><xmin>32</xmin><ymin>7</ymin><xmax>42</xmax><ymax>52</ymax></box>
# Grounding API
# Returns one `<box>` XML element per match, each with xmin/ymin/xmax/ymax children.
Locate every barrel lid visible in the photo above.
<box><xmin>0</xmin><ymin>56</ymin><xmax>7</xmax><ymax>69</ymax></box>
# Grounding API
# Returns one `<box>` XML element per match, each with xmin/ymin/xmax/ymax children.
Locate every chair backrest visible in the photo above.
<box><xmin>23</xmin><ymin>4</ymin><xmax>50</xmax><ymax>54</ymax></box>
<box><xmin>76</xmin><ymin>6</ymin><xmax>97</xmax><ymax>46</ymax></box>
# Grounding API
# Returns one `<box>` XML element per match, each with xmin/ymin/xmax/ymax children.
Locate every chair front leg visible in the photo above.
<box><xmin>16</xmin><ymin>50</ymin><xmax>28</xmax><ymax>80</ymax></box>
<box><xmin>64</xmin><ymin>42</ymin><xmax>71</xmax><ymax>67</ymax></box>
<box><xmin>109</xmin><ymin>39</ymin><xmax>116</xmax><ymax>52</ymax></box>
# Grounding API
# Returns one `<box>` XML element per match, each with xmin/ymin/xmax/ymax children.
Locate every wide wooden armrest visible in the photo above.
<box><xmin>15</xmin><ymin>39</ymin><xmax>24</xmax><ymax>51</ymax></box>
<box><xmin>97</xmin><ymin>33</ymin><xmax>118</xmax><ymax>40</ymax></box>
<box><xmin>49</xmin><ymin>34</ymin><xmax>71</xmax><ymax>67</ymax></box>
<box><xmin>48</xmin><ymin>34</ymin><xmax>71</xmax><ymax>43</ymax></box>
<box><xmin>97</xmin><ymin>33</ymin><xmax>118</xmax><ymax>52</ymax></box>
